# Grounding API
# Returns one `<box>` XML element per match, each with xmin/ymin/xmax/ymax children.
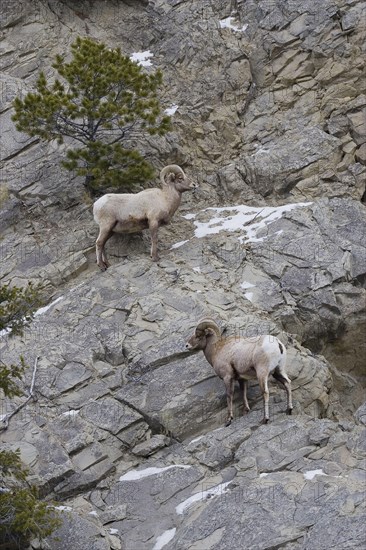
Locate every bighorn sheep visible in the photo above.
<box><xmin>93</xmin><ymin>165</ymin><xmax>197</xmax><ymax>269</ymax></box>
<box><xmin>186</xmin><ymin>319</ymin><xmax>293</xmax><ymax>426</ymax></box>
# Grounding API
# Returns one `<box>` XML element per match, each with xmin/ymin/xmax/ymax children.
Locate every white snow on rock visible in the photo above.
<box><xmin>189</xmin><ymin>435</ymin><xmax>204</xmax><ymax>445</ymax></box>
<box><xmin>303</xmin><ymin>469</ymin><xmax>327</xmax><ymax>480</ymax></box>
<box><xmin>1</xmin><ymin>295</ymin><xmax>64</xmax><ymax>338</ymax></box>
<box><xmin>119</xmin><ymin>464</ymin><xmax>191</xmax><ymax>482</ymax></box>
<box><xmin>170</xmin><ymin>240</ymin><xmax>188</xmax><ymax>250</ymax></box>
<box><xmin>219</xmin><ymin>17</ymin><xmax>248</xmax><ymax>33</ymax></box>
<box><xmin>130</xmin><ymin>50</ymin><xmax>154</xmax><ymax>67</ymax></box>
<box><xmin>152</xmin><ymin>528</ymin><xmax>177</xmax><ymax>550</ymax></box>
<box><xmin>176</xmin><ymin>481</ymin><xmax>232</xmax><ymax>515</ymax></box>
<box><xmin>61</xmin><ymin>409</ymin><xmax>80</xmax><ymax>418</ymax></box>
<box><xmin>241</xmin><ymin>281</ymin><xmax>256</xmax><ymax>302</ymax></box>
<box><xmin>34</xmin><ymin>296</ymin><xmax>64</xmax><ymax>317</ymax></box>
<box><xmin>185</xmin><ymin>203</ymin><xmax>312</xmax><ymax>243</ymax></box>
<box><xmin>165</xmin><ymin>104</ymin><xmax>179</xmax><ymax>116</ymax></box>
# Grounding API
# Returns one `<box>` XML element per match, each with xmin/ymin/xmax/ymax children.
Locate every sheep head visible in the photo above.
<box><xmin>186</xmin><ymin>318</ymin><xmax>221</xmax><ymax>350</ymax></box>
<box><xmin>160</xmin><ymin>165</ymin><xmax>197</xmax><ymax>193</ymax></box>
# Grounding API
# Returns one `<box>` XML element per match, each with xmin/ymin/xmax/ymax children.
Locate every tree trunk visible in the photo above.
<box><xmin>84</xmin><ymin>173</ymin><xmax>96</xmax><ymax>193</ymax></box>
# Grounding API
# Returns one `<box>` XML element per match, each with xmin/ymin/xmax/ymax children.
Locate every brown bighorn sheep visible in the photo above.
<box><xmin>93</xmin><ymin>165</ymin><xmax>197</xmax><ymax>269</ymax></box>
<box><xmin>186</xmin><ymin>319</ymin><xmax>293</xmax><ymax>426</ymax></box>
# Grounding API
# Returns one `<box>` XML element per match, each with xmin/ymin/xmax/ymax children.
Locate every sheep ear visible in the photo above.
<box><xmin>205</xmin><ymin>328</ymin><xmax>215</xmax><ymax>336</ymax></box>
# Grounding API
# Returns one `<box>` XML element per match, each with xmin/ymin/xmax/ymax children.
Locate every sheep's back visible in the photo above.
<box><xmin>93</xmin><ymin>188</ymin><xmax>166</xmax><ymax>223</ymax></box>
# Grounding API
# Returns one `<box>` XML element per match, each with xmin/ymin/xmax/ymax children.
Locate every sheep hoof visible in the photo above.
<box><xmin>262</xmin><ymin>418</ymin><xmax>270</xmax><ymax>425</ymax></box>
<box><xmin>225</xmin><ymin>418</ymin><xmax>233</xmax><ymax>427</ymax></box>
<box><xmin>287</xmin><ymin>408</ymin><xmax>293</xmax><ymax>415</ymax></box>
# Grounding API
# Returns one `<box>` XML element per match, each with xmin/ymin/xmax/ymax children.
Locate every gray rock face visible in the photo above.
<box><xmin>1</xmin><ymin>0</ymin><xmax>365</xmax><ymax>549</ymax></box>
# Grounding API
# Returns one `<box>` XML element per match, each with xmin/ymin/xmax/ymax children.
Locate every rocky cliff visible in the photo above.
<box><xmin>0</xmin><ymin>1</ymin><xmax>365</xmax><ymax>549</ymax></box>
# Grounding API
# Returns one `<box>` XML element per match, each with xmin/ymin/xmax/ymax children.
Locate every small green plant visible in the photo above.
<box><xmin>12</xmin><ymin>37</ymin><xmax>171</xmax><ymax>193</ymax></box>
<box><xmin>0</xmin><ymin>185</ymin><xmax>9</xmax><ymax>208</ymax></box>
<box><xmin>0</xmin><ymin>450</ymin><xmax>61</xmax><ymax>549</ymax></box>
<box><xmin>0</xmin><ymin>282</ymin><xmax>43</xmax><ymax>336</ymax></box>
<box><xmin>0</xmin><ymin>357</ymin><xmax>25</xmax><ymax>399</ymax></box>
<box><xmin>0</xmin><ymin>283</ymin><xmax>61</xmax><ymax>549</ymax></box>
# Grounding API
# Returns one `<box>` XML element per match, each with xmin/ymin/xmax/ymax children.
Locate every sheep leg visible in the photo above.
<box><xmin>238</xmin><ymin>379</ymin><xmax>250</xmax><ymax>413</ymax></box>
<box><xmin>272</xmin><ymin>368</ymin><xmax>293</xmax><ymax>415</ymax></box>
<box><xmin>149</xmin><ymin>221</ymin><xmax>159</xmax><ymax>262</ymax></box>
<box><xmin>223</xmin><ymin>376</ymin><xmax>234</xmax><ymax>426</ymax></box>
<box><xmin>96</xmin><ymin>223</ymin><xmax>115</xmax><ymax>270</ymax></box>
<box><xmin>258</xmin><ymin>375</ymin><xmax>270</xmax><ymax>424</ymax></box>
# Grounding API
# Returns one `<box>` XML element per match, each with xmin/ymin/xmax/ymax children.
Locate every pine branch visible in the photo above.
<box><xmin>0</xmin><ymin>357</ymin><xmax>40</xmax><ymax>432</ymax></box>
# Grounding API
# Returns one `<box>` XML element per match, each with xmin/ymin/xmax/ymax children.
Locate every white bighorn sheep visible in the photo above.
<box><xmin>186</xmin><ymin>319</ymin><xmax>293</xmax><ymax>426</ymax></box>
<box><xmin>93</xmin><ymin>165</ymin><xmax>197</xmax><ymax>269</ymax></box>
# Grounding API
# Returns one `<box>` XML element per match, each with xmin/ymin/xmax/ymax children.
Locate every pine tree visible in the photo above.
<box><xmin>12</xmin><ymin>37</ymin><xmax>171</xmax><ymax>193</ymax></box>
<box><xmin>0</xmin><ymin>282</ymin><xmax>42</xmax><ymax>336</ymax></box>
<box><xmin>0</xmin><ymin>286</ymin><xmax>61</xmax><ymax>549</ymax></box>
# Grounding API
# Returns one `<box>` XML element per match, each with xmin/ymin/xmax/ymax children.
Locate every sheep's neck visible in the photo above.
<box><xmin>164</xmin><ymin>186</ymin><xmax>182</xmax><ymax>216</ymax></box>
<box><xmin>203</xmin><ymin>336</ymin><xmax>219</xmax><ymax>366</ymax></box>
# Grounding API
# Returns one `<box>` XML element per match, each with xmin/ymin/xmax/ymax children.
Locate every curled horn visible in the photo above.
<box><xmin>195</xmin><ymin>318</ymin><xmax>221</xmax><ymax>337</ymax></box>
<box><xmin>160</xmin><ymin>164</ymin><xmax>185</xmax><ymax>186</ymax></box>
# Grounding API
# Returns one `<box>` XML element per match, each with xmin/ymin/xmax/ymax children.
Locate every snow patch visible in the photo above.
<box><xmin>152</xmin><ymin>528</ymin><xmax>177</xmax><ymax>550</ymax></box>
<box><xmin>54</xmin><ymin>505</ymin><xmax>72</xmax><ymax>512</ymax></box>
<box><xmin>109</xmin><ymin>528</ymin><xmax>119</xmax><ymax>535</ymax></box>
<box><xmin>176</xmin><ymin>481</ymin><xmax>232</xmax><ymax>515</ymax></box>
<box><xmin>241</xmin><ymin>281</ymin><xmax>255</xmax><ymax>290</ymax></box>
<box><xmin>303</xmin><ymin>469</ymin><xmax>327</xmax><ymax>480</ymax></box>
<box><xmin>165</xmin><ymin>105</ymin><xmax>179</xmax><ymax>116</ymax></box>
<box><xmin>192</xmin><ymin>203</ymin><xmax>312</xmax><ymax>243</ymax></box>
<box><xmin>119</xmin><ymin>464</ymin><xmax>191</xmax><ymax>482</ymax></box>
<box><xmin>189</xmin><ymin>435</ymin><xmax>204</xmax><ymax>445</ymax></box>
<box><xmin>254</xmin><ymin>147</ymin><xmax>270</xmax><ymax>155</ymax></box>
<box><xmin>259</xmin><ymin>473</ymin><xmax>269</xmax><ymax>478</ymax></box>
<box><xmin>62</xmin><ymin>409</ymin><xmax>80</xmax><ymax>417</ymax></box>
<box><xmin>193</xmin><ymin>267</ymin><xmax>201</xmax><ymax>273</ymax></box>
<box><xmin>34</xmin><ymin>296</ymin><xmax>64</xmax><ymax>317</ymax></box>
<box><xmin>244</xmin><ymin>292</ymin><xmax>254</xmax><ymax>303</ymax></box>
<box><xmin>88</xmin><ymin>511</ymin><xmax>98</xmax><ymax>516</ymax></box>
<box><xmin>219</xmin><ymin>17</ymin><xmax>248</xmax><ymax>33</ymax></box>
<box><xmin>170</xmin><ymin>240</ymin><xmax>188</xmax><ymax>250</ymax></box>
<box><xmin>182</xmin><ymin>213</ymin><xmax>196</xmax><ymax>220</ymax></box>
<box><xmin>1</xmin><ymin>295</ymin><xmax>64</xmax><ymax>339</ymax></box>
<box><xmin>130</xmin><ymin>51</ymin><xmax>154</xmax><ymax>67</ymax></box>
